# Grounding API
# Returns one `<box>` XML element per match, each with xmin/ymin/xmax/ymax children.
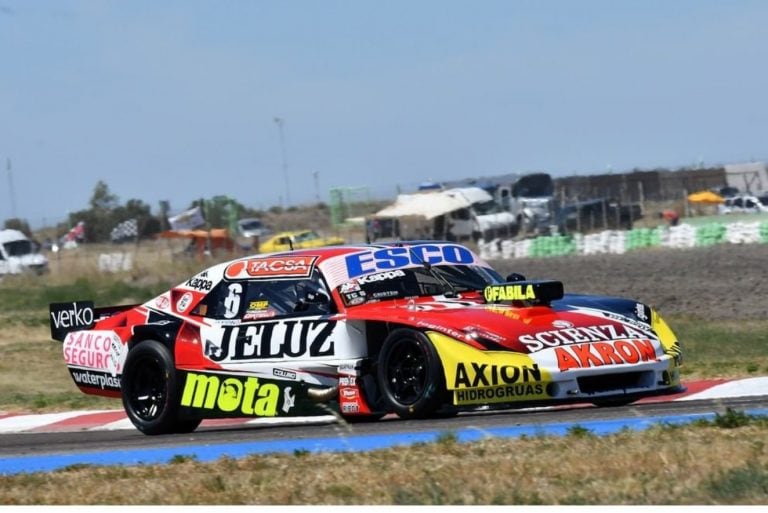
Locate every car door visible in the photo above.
<box><xmin>193</xmin><ymin>268</ymin><xmax>368</xmax><ymax>385</ymax></box>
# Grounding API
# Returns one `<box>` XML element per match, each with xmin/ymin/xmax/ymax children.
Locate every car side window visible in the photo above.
<box><xmin>193</xmin><ymin>281</ymin><xmax>246</xmax><ymax>320</ymax></box>
<box><xmin>242</xmin><ymin>280</ymin><xmax>332</xmax><ymax>319</ymax></box>
<box><xmin>197</xmin><ymin>270</ymin><xmax>333</xmax><ymax>321</ymax></box>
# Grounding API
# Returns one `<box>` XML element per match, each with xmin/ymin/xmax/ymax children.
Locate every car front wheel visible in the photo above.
<box><xmin>377</xmin><ymin>329</ymin><xmax>445</xmax><ymax>419</ymax></box>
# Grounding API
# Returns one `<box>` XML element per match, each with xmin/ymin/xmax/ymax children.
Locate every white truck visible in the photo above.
<box><xmin>0</xmin><ymin>229</ymin><xmax>49</xmax><ymax>275</ymax></box>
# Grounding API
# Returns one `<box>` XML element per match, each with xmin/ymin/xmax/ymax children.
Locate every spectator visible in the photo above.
<box><xmin>658</xmin><ymin>210</ymin><xmax>680</xmax><ymax>227</ymax></box>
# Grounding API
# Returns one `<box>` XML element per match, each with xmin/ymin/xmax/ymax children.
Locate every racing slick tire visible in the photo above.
<box><xmin>121</xmin><ymin>340</ymin><xmax>202</xmax><ymax>435</ymax></box>
<box><xmin>377</xmin><ymin>329</ymin><xmax>446</xmax><ymax>419</ymax></box>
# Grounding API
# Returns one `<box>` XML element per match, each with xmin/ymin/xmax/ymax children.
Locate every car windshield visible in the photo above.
<box><xmin>239</xmin><ymin>220</ymin><xmax>263</xmax><ymax>230</ymax></box>
<box><xmin>473</xmin><ymin>200</ymin><xmax>501</xmax><ymax>215</ymax></box>
<box><xmin>337</xmin><ymin>264</ymin><xmax>502</xmax><ymax>307</ymax></box>
<box><xmin>4</xmin><ymin>239</ymin><xmax>35</xmax><ymax>257</ymax></box>
<box><xmin>295</xmin><ymin>231</ymin><xmax>319</xmax><ymax>242</ymax></box>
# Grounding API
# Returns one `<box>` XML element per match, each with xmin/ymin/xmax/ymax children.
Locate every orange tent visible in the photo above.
<box><xmin>687</xmin><ymin>191</ymin><xmax>725</xmax><ymax>204</ymax></box>
<box><xmin>158</xmin><ymin>229</ymin><xmax>235</xmax><ymax>258</ymax></box>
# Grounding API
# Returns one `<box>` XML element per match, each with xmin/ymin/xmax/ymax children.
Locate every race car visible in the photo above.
<box><xmin>49</xmin><ymin>241</ymin><xmax>683</xmax><ymax>435</ymax></box>
<box><xmin>258</xmin><ymin>230</ymin><xmax>345</xmax><ymax>253</ymax></box>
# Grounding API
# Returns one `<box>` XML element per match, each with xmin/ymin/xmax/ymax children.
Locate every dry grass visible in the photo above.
<box><xmin>1</xmin><ymin>422</ymin><xmax>767</xmax><ymax>504</ymax></box>
<box><xmin>0</xmin><ymin>334</ymin><xmax>117</xmax><ymax>413</ymax></box>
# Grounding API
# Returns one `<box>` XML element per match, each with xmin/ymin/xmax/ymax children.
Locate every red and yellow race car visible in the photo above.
<box><xmin>49</xmin><ymin>242</ymin><xmax>682</xmax><ymax>435</ymax></box>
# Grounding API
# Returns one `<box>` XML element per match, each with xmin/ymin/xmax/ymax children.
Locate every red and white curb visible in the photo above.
<box><xmin>1</xmin><ymin>378</ymin><xmax>766</xmax><ymax>434</ymax></box>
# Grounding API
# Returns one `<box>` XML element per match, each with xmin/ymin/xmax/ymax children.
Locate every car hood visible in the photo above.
<box><xmin>342</xmin><ymin>295</ymin><xmax>659</xmax><ymax>354</ymax></box>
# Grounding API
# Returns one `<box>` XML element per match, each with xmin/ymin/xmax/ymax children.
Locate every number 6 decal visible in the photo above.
<box><xmin>223</xmin><ymin>283</ymin><xmax>242</xmax><ymax>318</ymax></box>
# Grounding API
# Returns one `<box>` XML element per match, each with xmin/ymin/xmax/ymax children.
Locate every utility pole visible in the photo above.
<box><xmin>313</xmin><ymin>170</ymin><xmax>320</xmax><ymax>203</ymax></box>
<box><xmin>273</xmin><ymin>117</ymin><xmax>291</xmax><ymax>208</ymax></box>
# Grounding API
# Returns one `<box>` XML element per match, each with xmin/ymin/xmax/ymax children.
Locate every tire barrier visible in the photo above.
<box><xmin>480</xmin><ymin>221</ymin><xmax>768</xmax><ymax>260</ymax></box>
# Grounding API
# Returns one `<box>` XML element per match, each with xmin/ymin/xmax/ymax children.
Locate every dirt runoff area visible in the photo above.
<box><xmin>489</xmin><ymin>243</ymin><xmax>768</xmax><ymax>321</ymax></box>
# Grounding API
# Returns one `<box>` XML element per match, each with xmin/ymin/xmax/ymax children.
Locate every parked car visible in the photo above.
<box><xmin>259</xmin><ymin>230</ymin><xmax>344</xmax><ymax>253</ymax></box>
<box><xmin>718</xmin><ymin>194</ymin><xmax>768</xmax><ymax>215</ymax></box>
<box><xmin>0</xmin><ymin>229</ymin><xmax>48</xmax><ymax>275</ymax></box>
<box><xmin>49</xmin><ymin>241</ymin><xmax>683</xmax><ymax>435</ymax></box>
<box><xmin>237</xmin><ymin>218</ymin><xmax>272</xmax><ymax>238</ymax></box>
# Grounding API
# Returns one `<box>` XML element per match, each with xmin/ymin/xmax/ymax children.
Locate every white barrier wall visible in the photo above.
<box><xmin>479</xmin><ymin>221</ymin><xmax>768</xmax><ymax>260</ymax></box>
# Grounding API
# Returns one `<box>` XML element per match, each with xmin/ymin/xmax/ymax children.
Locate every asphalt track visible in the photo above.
<box><xmin>1</xmin><ymin>378</ymin><xmax>767</xmax><ymax>475</ymax></box>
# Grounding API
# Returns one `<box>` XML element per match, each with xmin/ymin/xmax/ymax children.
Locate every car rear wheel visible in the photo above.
<box><xmin>121</xmin><ymin>340</ymin><xmax>202</xmax><ymax>435</ymax></box>
<box><xmin>377</xmin><ymin>329</ymin><xmax>445</xmax><ymax>419</ymax></box>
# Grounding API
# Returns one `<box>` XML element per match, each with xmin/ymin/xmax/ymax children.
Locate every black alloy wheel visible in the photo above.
<box><xmin>377</xmin><ymin>329</ymin><xmax>445</xmax><ymax>419</ymax></box>
<box><xmin>121</xmin><ymin>340</ymin><xmax>201</xmax><ymax>435</ymax></box>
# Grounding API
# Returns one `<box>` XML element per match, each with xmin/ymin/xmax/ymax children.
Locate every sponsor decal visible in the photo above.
<box><xmin>225</xmin><ymin>256</ymin><xmax>318</xmax><ymax>280</ymax></box>
<box><xmin>223</xmin><ymin>283</ymin><xmax>243</xmax><ymax>319</ymax></box>
<box><xmin>518</xmin><ymin>323</ymin><xmax>651</xmax><ymax>352</ymax></box>
<box><xmin>337</xmin><ymin>361</ymin><xmax>358</xmax><ymax>373</ymax></box>
<box><xmin>243</xmin><ymin>310</ymin><xmax>276</xmax><ymax>321</ymax></box>
<box><xmin>465</xmin><ymin>327</ymin><xmax>505</xmax><ymax>344</ymax></box>
<box><xmin>485</xmin><ymin>305</ymin><xmax>523</xmax><ymax>321</ymax></box>
<box><xmin>243</xmin><ymin>300</ymin><xmax>275</xmax><ymax>321</ymax></box>
<box><xmin>186</xmin><ymin>277</ymin><xmax>213</xmax><ymax>291</ymax></box>
<box><xmin>273</xmin><ymin>368</ymin><xmax>297</xmax><ymax>380</ymax></box>
<box><xmin>356</xmin><ymin>269</ymin><xmax>406</xmax><ymax>284</ymax></box>
<box><xmin>63</xmin><ymin>330</ymin><xmax>126</xmax><ymax>376</ymax></box>
<box><xmin>453</xmin><ymin>362</ymin><xmax>541</xmax><ymax>388</ymax></box>
<box><xmin>204</xmin><ymin>320</ymin><xmax>336</xmax><ymax>362</ymax></box>
<box><xmin>342</xmin><ymin>290</ymin><xmax>367</xmax><ymax>306</ymax></box>
<box><xmin>427</xmin><ymin>331</ymin><xmax>555</xmax><ymax>402</ymax></box>
<box><xmin>409</xmin><ymin>300</ymin><xmax>478</xmax><ymax>312</ymax></box>
<box><xmin>339</xmin><ymin>376</ymin><xmax>357</xmax><ymax>386</ymax></box>
<box><xmin>180</xmin><ymin>372</ymin><xmax>290</xmax><ymax>416</ymax></box>
<box><xmin>282</xmin><ymin>387</ymin><xmax>295</xmax><ymax>413</ymax></box>
<box><xmin>341</xmin><ymin>388</ymin><xmax>358</xmax><ymax>400</ymax></box>
<box><xmin>177</xmin><ymin>292</ymin><xmax>194</xmax><ymax>313</ymax></box>
<box><xmin>416</xmin><ymin>321</ymin><xmax>467</xmax><ymax>343</ymax></box>
<box><xmin>70</xmin><ymin>369</ymin><xmax>121</xmax><ymax>391</ymax></box>
<box><xmin>552</xmin><ymin>319</ymin><xmax>574</xmax><ymax>329</ymax></box>
<box><xmin>154</xmin><ymin>295</ymin><xmax>170</xmax><ymax>310</ymax></box>
<box><xmin>454</xmin><ymin>383</ymin><xmax>546</xmax><ymax>405</ymax></box>
<box><xmin>340</xmin><ymin>282</ymin><xmax>361</xmax><ymax>293</ymax></box>
<box><xmin>483</xmin><ymin>284</ymin><xmax>536</xmax><ymax>302</ymax></box>
<box><xmin>371</xmin><ymin>290</ymin><xmax>399</xmax><ymax>299</ymax></box>
<box><xmin>50</xmin><ymin>301</ymin><xmax>95</xmax><ymax>340</ymax></box>
<box><xmin>339</xmin><ymin>384</ymin><xmax>363</xmax><ymax>414</ymax></box>
<box><xmin>345</xmin><ymin>244</ymin><xmax>474</xmax><ymax>279</ymax></box>
<box><xmin>600</xmin><ymin>310</ymin><xmax>652</xmax><ymax>330</ymax></box>
<box><xmin>635</xmin><ymin>303</ymin><xmax>649</xmax><ymax>322</ymax></box>
<box><xmin>555</xmin><ymin>340</ymin><xmax>657</xmax><ymax>371</ymax></box>
<box><xmin>665</xmin><ymin>341</ymin><xmax>683</xmax><ymax>367</ymax></box>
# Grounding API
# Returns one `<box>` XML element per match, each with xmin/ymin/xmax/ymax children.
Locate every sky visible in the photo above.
<box><xmin>2</xmin><ymin>1</ymin><xmax>767</xmax><ymax>228</ymax></box>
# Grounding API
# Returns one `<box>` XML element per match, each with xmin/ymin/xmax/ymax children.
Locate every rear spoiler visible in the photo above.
<box><xmin>49</xmin><ymin>301</ymin><xmax>137</xmax><ymax>342</ymax></box>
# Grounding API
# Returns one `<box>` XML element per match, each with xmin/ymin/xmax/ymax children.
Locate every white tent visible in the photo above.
<box><xmin>374</xmin><ymin>187</ymin><xmax>492</xmax><ymax>220</ymax></box>
<box><xmin>371</xmin><ymin>187</ymin><xmax>515</xmax><ymax>240</ymax></box>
